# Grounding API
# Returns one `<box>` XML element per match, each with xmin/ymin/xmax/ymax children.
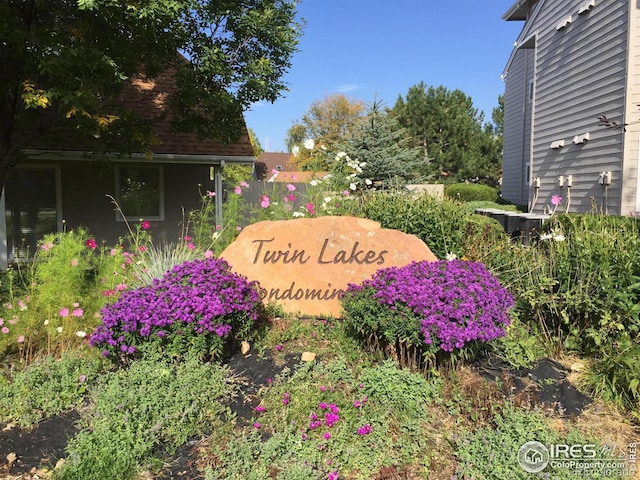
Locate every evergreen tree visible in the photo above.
<box><xmin>336</xmin><ymin>100</ymin><xmax>423</xmax><ymax>190</ymax></box>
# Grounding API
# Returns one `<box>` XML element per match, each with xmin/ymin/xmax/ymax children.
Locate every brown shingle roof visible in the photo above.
<box><xmin>28</xmin><ymin>68</ymin><xmax>254</xmax><ymax>159</ymax></box>
<box><xmin>120</xmin><ymin>69</ymin><xmax>254</xmax><ymax>157</ymax></box>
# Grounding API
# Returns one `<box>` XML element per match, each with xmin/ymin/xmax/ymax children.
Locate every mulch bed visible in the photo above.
<box><xmin>0</xmin><ymin>352</ymin><xmax>591</xmax><ymax>479</ymax></box>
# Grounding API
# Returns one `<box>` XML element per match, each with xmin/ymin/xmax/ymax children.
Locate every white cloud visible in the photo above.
<box><xmin>334</xmin><ymin>83</ymin><xmax>361</xmax><ymax>93</ymax></box>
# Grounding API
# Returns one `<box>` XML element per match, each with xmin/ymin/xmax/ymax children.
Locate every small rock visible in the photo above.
<box><xmin>301</xmin><ymin>351</ymin><xmax>316</xmax><ymax>362</ymax></box>
<box><xmin>240</xmin><ymin>341</ymin><xmax>251</xmax><ymax>356</ymax></box>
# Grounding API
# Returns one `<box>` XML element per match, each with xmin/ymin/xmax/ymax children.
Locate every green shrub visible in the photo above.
<box><xmin>355</xmin><ymin>190</ymin><xmax>469</xmax><ymax>259</ymax></box>
<box><xmin>341</xmin><ymin>260</ymin><xmax>514</xmax><ymax>371</ymax></box>
<box><xmin>90</xmin><ymin>257</ymin><xmax>263</xmax><ymax>363</ymax></box>
<box><xmin>445</xmin><ymin>183</ymin><xmax>498</xmax><ymax>203</ymax></box>
<box><xmin>0</xmin><ymin>230</ymin><xmax>138</xmax><ymax>361</ymax></box>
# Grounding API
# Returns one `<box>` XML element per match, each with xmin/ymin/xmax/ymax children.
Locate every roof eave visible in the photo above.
<box><xmin>22</xmin><ymin>149</ymin><xmax>256</xmax><ymax>165</ymax></box>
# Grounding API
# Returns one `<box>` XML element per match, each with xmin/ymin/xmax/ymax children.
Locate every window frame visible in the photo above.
<box><xmin>114</xmin><ymin>165</ymin><xmax>165</xmax><ymax>222</ymax></box>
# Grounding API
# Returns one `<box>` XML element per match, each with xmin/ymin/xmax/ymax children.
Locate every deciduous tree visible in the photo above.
<box><xmin>0</xmin><ymin>0</ymin><xmax>302</xmax><ymax>197</ymax></box>
<box><xmin>287</xmin><ymin>93</ymin><xmax>365</xmax><ymax>170</ymax></box>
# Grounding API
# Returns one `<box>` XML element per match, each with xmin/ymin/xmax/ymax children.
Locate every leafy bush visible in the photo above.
<box><xmin>90</xmin><ymin>257</ymin><xmax>262</xmax><ymax>363</ymax></box>
<box><xmin>341</xmin><ymin>260</ymin><xmax>514</xmax><ymax>369</ymax></box>
<box><xmin>0</xmin><ymin>230</ymin><xmax>138</xmax><ymax>361</ymax></box>
<box><xmin>355</xmin><ymin>190</ymin><xmax>469</xmax><ymax>259</ymax></box>
<box><xmin>445</xmin><ymin>183</ymin><xmax>498</xmax><ymax>202</ymax></box>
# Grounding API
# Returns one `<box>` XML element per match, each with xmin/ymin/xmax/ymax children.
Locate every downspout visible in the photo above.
<box><xmin>215</xmin><ymin>160</ymin><xmax>225</xmax><ymax>226</ymax></box>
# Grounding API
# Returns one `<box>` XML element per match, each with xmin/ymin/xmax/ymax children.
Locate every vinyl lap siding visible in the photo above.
<box><xmin>502</xmin><ymin>50</ymin><xmax>529</xmax><ymax>206</ymax></box>
<box><xmin>529</xmin><ymin>0</ymin><xmax>628</xmax><ymax>214</ymax></box>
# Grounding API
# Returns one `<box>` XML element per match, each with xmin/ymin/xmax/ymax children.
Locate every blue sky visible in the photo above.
<box><xmin>243</xmin><ymin>1</ymin><xmax>524</xmax><ymax>153</ymax></box>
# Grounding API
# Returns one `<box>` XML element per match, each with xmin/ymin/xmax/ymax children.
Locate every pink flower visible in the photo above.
<box><xmin>205</xmin><ymin>250</ymin><xmax>214</xmax><ymax>259</ymax></box>
<box><xmin>357</xmin><ymin>424</ymin><xmax>372</xmax><ymax>435</ymax></box>
<box><xmin>271</xmin><ymin>169</ymin><xmax>279</xmax><ymax>175</ymax></box>
<box><xmin>70</xmin><ymin>258</ymin><xmax>79</xmax><ymax>267</ymax></box>
<box><xmin>79</xmin><ymin>375</ymin><xmax>86</xmax><ymax>383</ymax></box>
<box><xmin>72</xmin><ymin>308</ymin><xmax>83</xmax><ymax>317</ymax></box>
<box><xmin>323</xmin><ymin>432</ymin><xmax>331</xmax><ymax>440</ymax></box>
<box><xmin>266</xmin><ymin>377</ymin><xmax>272</xmax><ymax>384</ymax></box>
<box><xmin>275</xmin><ymin>344</ymin><xmax>282</xmax><ymax>351</ymax></box>
<box><xmin>253</xmin><ymin>422</ymin><xmax>261</xmax><ymax>429</ymax></box>
<box><xmin>40</xmin><ymin>241</ymin><xmax>54</xmax><ymax>251</ymax></box>
<box><xmin>328</xmin><ymin>471</ymin><xmax>339</xmax><ymax>480</ymax></box>
<box><xmin>187</xmin><ymin>243</ymin><xmax>196</xmax><ymax>250</ymax></box>
<box><xmin>240</xmin><ymin>181</ymin><xmax>250</xmax><ymax>188</ymax></box>
<box><xmin>286</xmin><ymin>183</ymin><xmax>296</xmax><ymax>192</ymax></box>
<box><xmin>255</xmin><ymin>405</ymin><xmax>266</xmax><ymax>412</ymax></box>
<box><xmin>305</xmin><ymin>202</ymin><xmax>315</xmax><ymax>215</ymax></box>
<box><xmin>138</xmin><ymin>245</ymin><xmax>146</xmax><ymax>252</ymax></box>
<box><xmin>59</xmin><ymin>308</ymin><xmax>69</xmax><ymax>317</ymax></box>
<box><xmin>206</xmin><ymin>190</ymin><xmax>216</xmax><ymax>197</ymax></box>
<box><xmin>234</xmin><ymin>186</ymin><xmax>242</xmax><ymax>195</ymax></box>
<box><xmin>319</xmin><ymin>386</ymin><xmax>326</xmax><ymax>391</ymax></box>
<box><xmin>141</xmin><ymin>221</ymin><xmax>151</xmax><ymax>230</ymax></box>
<box><xmin>0</xmin><ymin>318</ymin><xmax>3</xmax><ymax>326</ymax></box>
<box><xmin>288</xmin><ymin>194</ymin><xmax>295</xmax><ymax>202</ymax></box>
<box><xmin>85</xmin><ymin>239</ymin><xmax>97</xmax><ymax>249</ymax></box>
<box><xmin>184</xmin><ymin>235</ymin><xmax>192</xmax><ymax>241</ymax></box>
<box><xmin>1</xmin><ymin>327</ymin><xmax>8</xmax><ymax>334</ymax></box>
<box><xmin>551</xmin><ymin>195</ymin><xmax>562</xmax><ymax>206</ymax></box>
<box><xmin>260</xmin><ymin>195</ymin><xmax>270</xmax><ymax>209</ymax></box>
<box><xmin>17</xmin><ymin>335</ymin><xmax>24</xmax><ymax>343</ymax></box>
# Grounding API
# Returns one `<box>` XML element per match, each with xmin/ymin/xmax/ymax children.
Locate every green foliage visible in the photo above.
<box><xmin>1</xmin><ymin>0</ymin><xmax>302</xmax><ymax>187</ymax></box>
<box><xmin>57</xmin><ymin>353</ymin><xmax>235</xmax><ymax>480</ymax></box>
<box><xmin>334</xmin><ymin>100</ymin><xmax>424</xmax><ymax>189</ymax></box>
<box><xmin>131</xmin><ymin>240</ymin><xmax>203</xmax><ymax>287</ymax></box>
<box><xmin>445</xmin><ymin>183</ymin><xmax>499</xmax><ymax>202</ymax></box>
<box><xmin>461</xmin><ymin>200</ymin><xmax>521</xmax><ymax>214</ymax></box>
<box><xmin>205</xmin><ymin>359</ymin><xmax>438</xmax><ymax>479</ymax></box>
<box><xmin>0</xmin><ymin>349</ymin><xmax>107</xmax><ymax>428</ymax></box>
<box><xmin>0</xmin><ymin>230</ymin><xmax>137</xmax><ymax>360</ymax></box>
<box><xmin>454</xmin><ymin>405</ymin><xmax>608</xmax><ymax>479</ymax></box>
<box><xmin>582</xmin><ymin>336</ymin><xmax>640</xmax><ymax>412</ymax></box>
<box><xmin>393</xmin><ymin>82</ymin><xmax>501</xmax><ymax>186</ymax></box>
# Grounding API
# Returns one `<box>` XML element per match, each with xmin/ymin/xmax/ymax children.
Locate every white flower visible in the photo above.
<box><xmin>292</xmin><ymin>211</ymin><xmax>305</xmax><ymax>218</ymax></box>
<box><xmin>44</xmin><ymin>319</ymin><xmax>49</xmax><ymax>326</ymax></box>
<box><xmin>446</xmin><ymin>252</ymin><xmax>457</xmax><ymax>261</ymax></box>
<box><xmin>304</xmin><ymin>138</ymin><xmax>315</xmax><ymax>150</ymax></box>
<box><xmin>292</xmin><ymin>145</ymin><xmax>300</xmax><ymax>156</ymax></box>
<box><xmin>75</xmin><ymin>331</ymin><xmax>87</xmax><ymax>338</ymax></box>
<box><xmin>539</xmin><ymin>233</ymin><xmax>553</xmax><ymax>241</ymax></box>
<box><xmin>56</xmin><ymin>326</ymin><xmax>63</xmax><ymax>333</ymax></box>
<box><xmin>553</xmin><ymin>234</ymin><xmax>565</xmax><ymax>241</ymax></box>
<box><xmin>349</xmin><ymin>183</ymin><xmax>357</xmax><ymax>191</ymax></box>
<box><xmin>324</xmin><ymin>196</ymin><xmax>333</xmax><ymax>203</ymax></box>
<box><xmin>212</xmin><ymin>232</ymin><xmax>220</xmax><ymax>240</ymax></box>
<box><xmin>365</xmin><ymin>179</ymin><xmax>372</xmax><ymax>185</ymax></box>
<box><xmin>310</xmin><ymin>180</ymin><xmax>319</xmax><ymax>187</ymax></box>
<box><xmin>336</xmin><ymin>151</ymin><xmax>347</xmax><ymax>159</ymax></box>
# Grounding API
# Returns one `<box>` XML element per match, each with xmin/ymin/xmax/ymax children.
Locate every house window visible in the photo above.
<box><xmin>276</xmin><ymin>165</ymin><xmax>283</xmax><ymax>171</ymax></box>
<box><xmin>525</xmin><ymin>162</ymin><xmax>531</xmax><ymax>186</ymax></box>
<box><xmin>116</xmin><ymin>166</ymin><xmax>164</xmax><ymax>220</ymax></box>
<box><xmin>527</xmin><ymin>79</ymin><xmax>534</xmax><ymax>103</ymax></box>
<box><xmin>5</xmin><ymin>166</ymin><xmax>60</xmax><ymax>261</ymax></box>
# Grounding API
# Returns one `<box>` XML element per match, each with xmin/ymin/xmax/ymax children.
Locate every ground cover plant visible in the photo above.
<box><xmin>0</xmin><ymin>185</ymin><xmax>639</xmax><ymax>479</ymax></box>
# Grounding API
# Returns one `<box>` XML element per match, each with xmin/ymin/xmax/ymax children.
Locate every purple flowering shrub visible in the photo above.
<box><xmin>342</xmin><ymin>260</ymin><xmax>514</xmax><ymax>367</ymax></box>
<box><xmin>90</xmin><ymin>257</ymin><xmax>262</xmax><ymax>363</ymax></box>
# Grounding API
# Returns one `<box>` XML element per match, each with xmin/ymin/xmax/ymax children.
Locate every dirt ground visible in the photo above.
<box><xmin>0</xmin><ymin>353</ymin><xmax>622</xmax><ymax>480</ymax></box>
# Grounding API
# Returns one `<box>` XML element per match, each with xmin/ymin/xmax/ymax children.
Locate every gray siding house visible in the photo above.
<box><xmin>2</xmin><ymin>69</ymin><xmax>254</xmax><ymax>268</ymax></box>
<box><xmin>501</xmin><ymin>0</ymin><xmax>640</xmax><ymax>216</ymax></box>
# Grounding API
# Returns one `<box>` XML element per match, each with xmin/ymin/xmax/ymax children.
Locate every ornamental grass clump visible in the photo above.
<box><xmin>342</xmin><ymin>259</ymin><xmax>514</xmax><ymax>370</ymax></box>
<box><xmin>90</xmin><ymin>257</ymin><xmax>262</xmax><ymax>363</ymax></box>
